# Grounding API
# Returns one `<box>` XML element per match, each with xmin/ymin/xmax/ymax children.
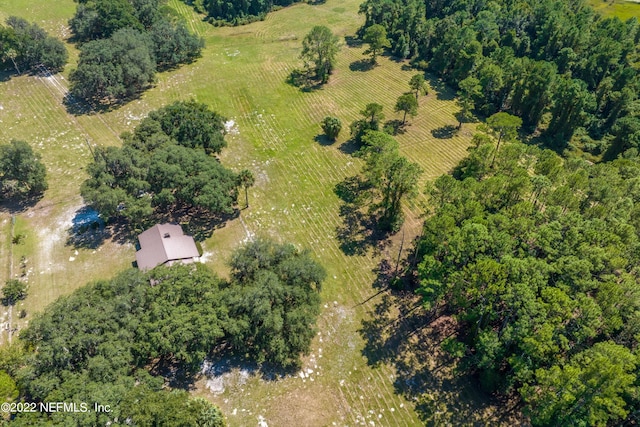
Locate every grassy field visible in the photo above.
<box><xmin>587</xmin><ymin>0</ymin><xmax>640</xmax><ymax>19</ymax></box>
<box><xmin>0</xmin><ymin>0</ymin><xmax>510</xmax><ymax>425</ymax></box>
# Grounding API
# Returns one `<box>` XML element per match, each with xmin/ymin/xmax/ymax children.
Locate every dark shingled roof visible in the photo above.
<box><xmin>135</xmin><ymin>224</ymin><xmax>200</xmax><ymax>271</ymax></box>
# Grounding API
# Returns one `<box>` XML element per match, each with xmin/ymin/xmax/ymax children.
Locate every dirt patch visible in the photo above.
<box><xmin>33</xmin><ymin>201</ymin><xmax>83</xmax><ymax>274</ymax></box>
<box><xmin>261</xmin><ymin>389</ymin><xmax>337</xmax><ymax>427</ymax></box>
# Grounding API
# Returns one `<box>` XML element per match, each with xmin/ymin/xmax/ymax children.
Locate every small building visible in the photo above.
<box><xmin>135</xmin><ymin>223</ymin><xmax>200</xmax><ymax>271</ymax></box>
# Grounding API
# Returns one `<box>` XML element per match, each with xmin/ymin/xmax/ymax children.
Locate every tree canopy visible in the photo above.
<box><xmin>394</xmin><ymin>94</ymin><xmax>418</xmax><ymax>124</ymax></box>
<box><xmin>8</xmin><ymin>238</ymin><xmax>324</xmax><ymax>424</ymax></box>
<box><xmin>362</xmin><ymin>24</ymin><xmax>391</xmax><ymax>63</ymax></box>
<box><xmin>358</xmin><ymin>0</ymin><xmax>640</xmax><ymax>150</ymax></box>
<box><xmin>417</xmin><ymin>141</ymin><xmax>640</xmax><ymax>425</ymax></box>
<box><xmin>300</xmin><ymin>25</ymin><xmax>340</xmax><ymax>84</ymax></box>
<box><xmin>80</xmin><ymin>101</ymin><xmax>238</xmax><ymax>226</ymax></box>
<box><xmin>191</xmin><ymin>0</ymin><xmax>303</xmax><ymax>25</ymax></box>
<box><xmin>69</xmin><ymin>27</ymin><xmax>156</xmax><ymax>104</ymax></box>
<box><xmin>68</xmin><ymin>0</ymin><xmax>203</xmax><ymax>105</ymax></box>
<box><xmin>0</xmin><ymin>140</ymin><xmax>47</xmax><ymax>199</ymax></box>
<box><xmin>0</xmin><ymin>17</ymin><xmax>67</xmax><ymax>73</ymax></box>
<box><xmin>357</xmin><ymin>131</ymin><xmax>422</xmax><ymax>231</ymax></box>
<box><xmin>225</xmin><ymin>238</ymin><xmax>326</xmax><ymax>367</ymax></box>
<box><xmin>408</xmin><ymin>74</ymin><xmax>427</xmax><ymax>100</ymax></box>
<box><xmin>321</xmin><ymin>116</ymin><xmax>342</xmax><ymax>142</ymax></box>
<box><xmin>14</xmin><ymin>265</ymin><xmax>226</xmax><ymax>426</ymax></box>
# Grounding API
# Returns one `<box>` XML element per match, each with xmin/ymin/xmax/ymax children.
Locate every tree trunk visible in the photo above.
<box><xmin>10</xmin><ymin>57</ymin><xmax>20</xmax><ymax>75</ymax></box>
<box><xmin>402</xmin><ymin>110</ymin><xmax>407</xmax><ymax>124</ymax></box>
<box><xmin>490</xmin><ymin>134</ymin><xmax>502</xmax><ymax>168</ymax></box>
<box><xmin>244</xmin><ymin>186</ymin><xmax>249</xmax><ymax>209</ymax></box>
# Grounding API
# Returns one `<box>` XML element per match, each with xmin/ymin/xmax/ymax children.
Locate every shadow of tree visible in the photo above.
<box><xmin>349</xmin><ymin>59</ymin><xmax>375</xmax><ymax>72</ymax></box>
<box><xmin>196</xmin><ymin>351</ymin><xmax>299</xmax><ymax>388</ymax></box>
<box><xmin>63</xmin><ymin>88</ymin><xmax>147</xmax><ymax>116</ymax></box>
<box><xmin>0</xmin><ymin>194</ymin><xmax>44</xmax><ymax>215</ymax></box>
<box><xmin>65</xmin><ymin>204</ymin><xmax>240</xmax><ymax>249</ymax></box>
<box><xmin>431</xmin><ymin>124</ymin><xmax>458</xmax><ymax>139</ymax></box>
<box><xmin>65</xmin><ymin>206</ymin><xmax>107</xmax><ymax>249</ymax></box>
<box><xmin>338</xmin><ymin>139</ymin><xmax>360</xmax><ymax>155</ymax></box>
<box><xmin>358</xmin><ymin>280</ymin><xmax>523</xmax><ymax>425</ymax></box>
<box><xmin>286</xmin><ymin>68</ymin><xmax>325</xmax><ymax>92</ymax></box>
<box><xmin>334</xmin><ymin>176</ymin><xmax>391</xmax><ymax>256</ymax></box>
<box><xmin>314</xmin><ymin>134</ymin><xmax>334</xmax><ymax>146</ymax></box>
<box><xmin>383</xmin><ymin>119</ymin><xmax>406</xmax><ymax>136</ymax></box>
<box><xmin>152</xmin><ymin>349</ymin><xmax>298</xmax><ymax>391</ymax></box>
<box><xmin>0</xmin><ymin>69</ymin><xmax>15</xmax><ymax>83</ymax></box>
<box><xmin>454</xmin><ymin>111</ymin><xmax>478</xmax><ymax>129</ymax></box>
<box><xmin>344</xmin><ymin>35</ymin><xmax>363</xmax><ymax>48</ymax></box>
<box><xmin>430</xmin><ymin>79</ymin><xmax>456</xmax><ymax>101</ymax></box>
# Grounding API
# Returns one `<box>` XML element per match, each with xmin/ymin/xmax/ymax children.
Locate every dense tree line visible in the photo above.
<box><xmin>69</xmin><ymin>0</ymin><xmax>203</xmax><ymax>105</ymax></box>
<box><xmin>0</xmin><ymin>17</ymin><xmax>67</xmax><ymax>74</ymax></box>
<box><xmin>358</xmin><ymin>0</ymin><xmax>640</xmax><ymax>152</ymax></box>
<box><xmin>416</xmin><ymin>140</ymin><xmax>640</xmax><ymax>425</ymax></box>
<box><xmin>4</xmin><ymin>239</ymin><xmax>322</xmax><ymax>425</ymax></box>
<box><xmin>0</xmin><ymin>140</ymin><xmax>47</xmax><ymax>200</ymax></box>
<box><xmin>185</xmin><ymin>0</ymin><xmax>302</xmax><ymax>26</ymax></box>
<box><xmin>80</xmin><ymin>101</ymin><xmax>238</xmax><ymax>226</ymax></box>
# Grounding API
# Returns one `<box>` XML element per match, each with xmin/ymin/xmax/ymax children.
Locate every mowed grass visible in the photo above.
<box><xmin>0</xmin><ymin>0</ymin><xmax>489</xmax><ymax>425</ymax></box>
<box><xmin>587</xmin><ymin>0</ymin><xmax>640</xmax><ymax>19</ymax></box>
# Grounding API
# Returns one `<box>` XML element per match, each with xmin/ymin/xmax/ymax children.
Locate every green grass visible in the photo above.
<box><xmin>0</xmin><ymin>0</ymin><xmax>498</xmax><ymax>425</ymax></box>
<box><xmin>587</xmin><ymin>0</ymin><xmax>640</xmax><ymax>19</ymax></box>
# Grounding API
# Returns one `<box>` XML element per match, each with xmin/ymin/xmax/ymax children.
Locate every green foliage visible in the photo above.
<box><xmin>486</xmin><ymin>112</ymin><xmax>522</xmax><ymax>167</ymax></box>
<box><xmin>149</xmin><ymin>19</ymin><xmax>204</xmax><ymax>70</ymax></box>
<box><xmin>14</xmin><ymin>236</ymin><xmax>324</xmax><ymax>423</ymax></box>
<box><xmin>300</xmin><ymin>25</ymin><xmax>340</xmax><ymax>84</ymax></box>
<box><xmin>361</xmin><ymin>103</ymin><xmax>384</xmax><ymax>127</ymax></box>
<box><xmin>16</xmin><ymin>265</ymin><xmax>226</xmax><ymax>425</ymax></box>
<box><xmin>358</xmin><ymin>131</ymin><xmax>422</xmax><ymax>231</ymax></box>
<box><xmin>456</xmin><ymin>76</ymin><xmax>481</xmax><ymax>128</ymax></box>
<box><xmin>226</xmin><ymin>238</ymin><xmax>326</xmax><ymax>367</ymax></box>
<box><xmin>394</xmin><ymin>93</ymin><xmax>418</xmax><ymax>124</ymax></box>
<box><xmin>358</xmin><ymin>0</ymin><xmax>640</xmax><ymax>148</ymax></box>
<box><xmin>0</xmin><ymin>140</ymin><xmax>47</xmax><ymax>199</ymax></box>
<box><xmin>69</xmin><ymin>0</ymin><xmax>204</xmax><ymax>105</ymax></box>
<box><xmin>199</xmin><ymin>0</ymin><xmax>303</xmax><ymax>24</ymax></box>
<box><xmin>2</xmin><ymin>280</ymin><xmax>26</xmax><ymax>306</ymax></box>
<box><xmin>120</xmin><ymin>385</ymin><xmax>225</xmax><ymax>427</ymax></box>
<box><xmin>350</xmin><ymin>119</ymin><xmax>377</xmax><ymax>145</ymax></box>
<box><xmin>81</xmin><ymin>102</ymin><xmax>238</xmax><ymax>225</ymax></box>
<box><xmin>417</xmin><ymin>143</ymin><xmax>640</xmax><ymax>425</ymax></box>
<box><xmin>523</xmin><ymin>342</ymin><xmax>637</xmax><ymax>426</ymax></box>
<box><xmin>408</xmin><ymin>74</ymin><xmax>427</xmax><ymax>100</ymax></box>
<box><xmin>70</xmin><ymin>0</ymin><xmax>145</xmax><ymax>41</ymax></box>
<box><xmin>2</xmin><ymin>17</ymin><xmax>67</xmax><ymax>73</ymax></box>
<box><xmin>237</xmin><ymin>169</ymin><xmax>255</xmax><ymax>208</ymax></box>
<box><xmin>70</xmin><ymin>27</ymin><xmax>156</xmax><ymax>104</ymax></box>
<box><xmin>146</xmin><ymin>100</ymin><xmax>227</xmax><ymax>155</ymax></box>
<box><xmin>0</xmin><ymin>370</ymin><xmax>17</xmax><ymax>403</ymax></box>
<box><xmin>362</xmin><ymin>24</ymin><xmax>390</xmax><ymax>63</ymax></box>
<box><xmin>321</xmin><ymin>116</ymin><xmax>342</xmax><ymax>141</ymax></box>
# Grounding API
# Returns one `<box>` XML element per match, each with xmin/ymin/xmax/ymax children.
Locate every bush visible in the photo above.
<box><xmin>2</xmin><ymin>280</ymin><xmax>26</xmax><ymax>306</ymax></box>
<box><xmin>0</xmin><ymin>140</ymin><xmax>47</xmax><ymax>199</ymax></box>
<box><xmin>321</xmin><ymin>116</ymin><xmax>342</xmax><ymax>141</ymax></box>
